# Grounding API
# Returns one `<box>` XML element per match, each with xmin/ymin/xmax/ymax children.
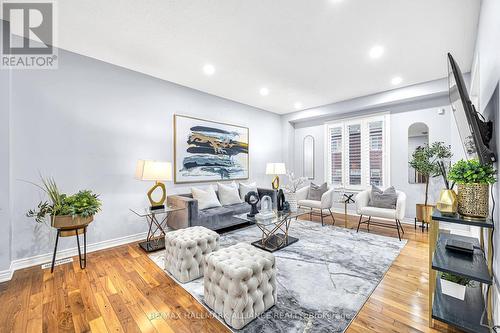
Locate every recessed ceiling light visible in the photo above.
<box><xmin>203</xmin><ymin>64</ymin><xmax>215</xmax><ymax>76</ymax></box>
<box><xmin>391</xmin><ymin>76</ymin><xmax>402</xmax><ymax>85</ymax></box>
<box><xmin>369</xmin><ymin>45</ymin><xmax>384</xmax><ymax>59</ymax></box>
<box><xmin>294</xmin><ymin>102</ymin><xmax>303</xmax><ymax>109</ymax></box>
<box><xmin>260</xmin><ymin>87</ymin><xmax>269</xmax><ymax>96</ymax></box>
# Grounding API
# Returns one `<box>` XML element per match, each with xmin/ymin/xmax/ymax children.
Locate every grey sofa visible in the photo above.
<box><xmin>167</xmin><ymin>188</ymin><xmax>276</xmax><ymax>231</ymax></box>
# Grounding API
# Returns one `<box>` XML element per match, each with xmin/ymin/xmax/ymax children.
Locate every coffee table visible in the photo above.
<box><xmin>234</xmin><ymin>209</ymin><xmax>309</xmax><ymax>252</ymax></box>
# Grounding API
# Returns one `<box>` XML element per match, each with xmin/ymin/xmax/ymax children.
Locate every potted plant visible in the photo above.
<box><xmin>27</xmin><ymin>177</ymin><xmax>102</xmax><ymax>236</ymax></box>
<box><xmin>440</xmin><ymin>272</ymin><xmax>473</xmax><ymax>300</ymax></box>
<box><xmin>409</xmin><ymin>142</ymin><xmax>453</xmax><ymax>223</ymax></box>
<box><xmin>283</xmin><ymin>171</ymin><xmax>307</xmax><ymax>212</ymax></box>
<box><xmin>447</xmin><ymin>159</ymin><xmax>496</xmax><ymax>219</ymax></box>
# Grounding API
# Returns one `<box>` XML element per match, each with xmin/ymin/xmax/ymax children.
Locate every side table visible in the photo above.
<box><xmin>130</xmin><ymin>206</ymin><xmax>183</xmax><ymax>252</ymax></box>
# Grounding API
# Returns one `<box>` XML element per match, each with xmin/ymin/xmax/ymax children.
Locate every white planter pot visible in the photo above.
<box><xmin>440</xmin><ymin>278</ymin><xmax>466</xmax><ymax>300</ymax></box>
<box><xmin>286</xmin><ymin>192</ymin><xmax>298</xmax><ymax>212</ymax></box>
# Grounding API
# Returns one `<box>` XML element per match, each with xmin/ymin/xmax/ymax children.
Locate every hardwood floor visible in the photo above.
<box><xmin>0</xmin><ymin>214</ymin><xmax>462</xmax><ymax>333</ymax></box>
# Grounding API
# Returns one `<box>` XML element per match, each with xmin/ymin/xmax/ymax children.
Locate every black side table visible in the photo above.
<box><xmin>130</xmin><ymin>206</ymin><xmax>183</xmax><ymax>252</ymax></box>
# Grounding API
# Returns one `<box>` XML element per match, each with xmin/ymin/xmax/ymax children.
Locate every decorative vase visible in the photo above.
<box><xmin>436</xmin><ymin>189</ymin><xmax>458</xmax><ymax>215</ymax></box>
<box><xmin>440</xmin><ymin>278</ymin><xmax>466</xmax><ymax>300</ymax></box>
<box><xmin>457</xmin><ymin>183</ymin><xmax>489</xmax><ymax>219</ymax></box>
<box><xmin>416</xmin><ymin>204</ymin><xmax>434</xmax><ymax>223</ymax></box>
<box><xmin>286</xmin><ymin>192</ymin><xmax>298</xmax><ymax>212</ymax></box>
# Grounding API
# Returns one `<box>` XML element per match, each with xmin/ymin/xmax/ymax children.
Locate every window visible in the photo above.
<box><xmin>325</xmin><ymin>115</ymin><xmax>389</xmax><ymax>189</ymax></box>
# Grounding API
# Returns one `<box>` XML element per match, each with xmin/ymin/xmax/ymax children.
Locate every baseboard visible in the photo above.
<box><xmin>0</xmin><ymin>231</ymin><xmax>147</xmax><ymax>283</ymax></box>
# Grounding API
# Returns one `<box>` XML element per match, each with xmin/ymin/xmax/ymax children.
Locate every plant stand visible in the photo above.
<box><xmin>51</xmin><ymin>226</ymin><xmax>87</xmax><ymax>273</ymax></box>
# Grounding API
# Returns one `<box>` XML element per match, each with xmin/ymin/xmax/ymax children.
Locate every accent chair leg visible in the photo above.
<box><xmin>310</xmin><ymin>208</ymin><xmax>312</xmax><ymax>221</ymax></box>
<box><xmin>397</xmin><ymin>219</ymin><xmax>405</xmax><ymax>234</ymax></box>
<box><xmin>320</xmin><ymin>210</ymin><xmax>324</xmax><ymax>226</ymax></box>
<box><xmin>356</xmin><ymin>215</ymin><xmax>363</xmax><ymax>232</ymax></box>
<box><xmin>395</xmin><ymin>219</ymin><xmax>402</xmax><ymax>241</ymax></box>
<box><xmin>329</xmin><ymin>209</ymin><xmax>335</xmax><ymax>226</ymax></box>
<box><xmin>367</xmin><ymin>216</ymin><xmax>371</xmax><ymax>232</ymax></box>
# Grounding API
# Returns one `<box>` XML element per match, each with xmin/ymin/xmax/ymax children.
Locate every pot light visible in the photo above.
<box><xmin>391</xmin><ymin>76</ymin><xmax>402</xmax><ymax>85</ymax></box>
<box><xmin>294</xmin><ymin>102</ymin><xmax>303</xmax><ymax>110</ymax></box>
<box><xmin>260</xmin><ymin>87</ymin><xmax>269</xmax><ymax>96</ymax></box>
<box><xmin>203</xmin><ymin>64</ymin><xmax>215</xmax><ymax>76</ymax></box>
<box><xmin>369</xmin><ymin>45</ymin><xmax>384</xmax><ymax>59</ymax></box>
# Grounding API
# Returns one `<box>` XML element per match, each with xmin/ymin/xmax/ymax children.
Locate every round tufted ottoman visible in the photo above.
<box><xmin>164</xmin><ymin>226</ymin><xmax>220</xmax><ymax>283</ymax></box>
<box><xmin>204</xmin><ymin>243</ymin><xmax>277</xmax><ymax>329</ymax></box>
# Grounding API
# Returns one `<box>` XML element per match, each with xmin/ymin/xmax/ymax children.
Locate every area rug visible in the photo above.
<box><xmin>149</xmin><ymin>220</ymin><xmax>407</xmax><ymax>332</ymax></box>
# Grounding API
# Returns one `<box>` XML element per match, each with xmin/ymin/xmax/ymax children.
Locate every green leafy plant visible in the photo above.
<box><xmin>447</xmin><ymin>159</ymin><xmax>496</xmax><ymax>185</ymax></box>
<box><xmin>26</xmin><ymin>176</ymin><xmax>102</xmax><ymax>223</ymax></box>
<box><xmin>409</xmin><ymin>142</ymin><xmax>453</xmax><ymax>206</ymax></box>
<box><xmin>440</xmin><ymin>272</ymin><xmax>474</xmax><ymax>287</ymax></box>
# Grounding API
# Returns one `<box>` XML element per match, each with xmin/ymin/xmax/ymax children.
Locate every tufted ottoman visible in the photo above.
<box><xmin>164</xmin><ymin>226</ymin><xmax>220</xmax><ymax>283</ymax></box>
<box><xmin>204</xmin><ymin>243</ymin><xmax>277</xmax><ymax>329</ymax></box>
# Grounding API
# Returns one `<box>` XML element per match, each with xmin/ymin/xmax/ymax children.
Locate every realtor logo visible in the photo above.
<box><xmin>1</xmin><ymin>1</ymin><xmax>57</xmax><ymax>69</ymax></box>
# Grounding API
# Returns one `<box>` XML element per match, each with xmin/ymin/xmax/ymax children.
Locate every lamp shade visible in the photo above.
<box><xmin>265</xmin><ymin>162</ymin><xmax>286</xmax><ymax>175</ymax></box>
<box><xmin>135</xmin><ymin>160</ymin><xmax>172</xmax><ymax>181</ymax></box>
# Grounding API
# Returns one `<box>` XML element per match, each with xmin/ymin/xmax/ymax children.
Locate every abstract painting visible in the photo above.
<box><xmin>174</xmin><ymin>115</ymin><xmax>249</xmax><ymax>183</ymax></box>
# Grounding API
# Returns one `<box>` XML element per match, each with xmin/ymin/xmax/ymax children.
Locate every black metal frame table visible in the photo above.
<box><xmin>234</xmin><ymin>209</ymin><xmax>309</xmax><ymax>252</ymax></box>
<box><xmin>51</xmin><ymin>225</ymin><xmax>88</xmax><ymax>273</ymax></box>
<box><xmin>130</xmin><ymin>206</ymin><xmax>183</xmax><ymax>252</ymax></box>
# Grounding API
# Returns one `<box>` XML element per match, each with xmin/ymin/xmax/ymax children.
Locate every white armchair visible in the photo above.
<box><xmin>355</xmin><ymin>189</ymin><xmax>406</xmax><ymax>241</ymax></box>
<box><xmin>296</xmin><ymin>185</ymin><xmax>336</xmax><ymax>226</ymax></box>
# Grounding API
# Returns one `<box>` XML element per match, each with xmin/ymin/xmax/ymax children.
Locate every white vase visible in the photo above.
<box><xmin>286</xmin><ymin>192</ymin><xmax>298</xmax><ymax>212</ymax></box>
<box><xmin>440</xmin><ymin>278</ymin><xmax>466</xmax><ymax>300</ymax></box>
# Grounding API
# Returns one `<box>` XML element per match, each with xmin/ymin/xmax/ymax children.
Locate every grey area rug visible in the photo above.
<box><xmin>149</xmin><ymin>220</ymin><xmax>406</xmax><ymax>332</ymax></box>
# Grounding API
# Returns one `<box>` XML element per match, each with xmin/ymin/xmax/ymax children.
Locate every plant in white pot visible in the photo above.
<box><xmin>439</xmin><ymin>272</ymin><xmax>473</xmax><ymax>300</ymax></box>
<box><xmin>283</xmin><ymin>171</ymin><xmax>307</xmax><ymax>212</ymax></box>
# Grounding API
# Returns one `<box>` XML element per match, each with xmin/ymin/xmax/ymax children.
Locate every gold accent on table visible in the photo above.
<box><xmin>51</xmin><ymin>215</ymin><xmax>93</xmax><ymax>237</ymax></box>
<box><xmin>457</xmin><ymin>183</ymin><xmax>489</xmax><ymax>218</ymax></box>
<box><xmin>148</xmin><ymin>181</ymin><xmax>167</xmax><ymax>208</ymax></box>
<box><xmin>436</xmin><ymin>189</ymin><xmax>457</xmax><ymax>215</ymax></box>
<box><xmin>271</xmin><ymin>176</ymin><xmax>280</xmax><ymax>190</ymax></box>
<box><xmin>416</xmin><ymin>204</ymin><xmax>434</xmax><ymax>223</ymax></box>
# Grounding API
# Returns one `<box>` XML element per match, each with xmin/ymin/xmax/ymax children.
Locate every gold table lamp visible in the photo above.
<box><xmin>135</xmin><ymin>160</ymin><xmax>172</xmax><ymax>210</ymax></box>
<box><xmin>266</xmin><ymin>162</ymin><xmax>286</xmax><ymax>190</ymax></box>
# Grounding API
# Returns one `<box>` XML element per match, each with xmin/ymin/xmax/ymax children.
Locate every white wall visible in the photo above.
<box><xmin>290</xmin><ymin>101</ymin><xmax>464</xmax><ymax>220</ymax></box>
<box><xmin>472</xmin><ymin>0</ymin><xmax>500</xmax><ymax>325</ymax></box>
<box><xmin>6</xmin><ymin>48</ymin><xmax>283</xmax><ymax>264</ymax></box>
<box><xmin>0</xmin><ymin>68</ymin><xmax>11</xmax><ymax>271</ymax></box>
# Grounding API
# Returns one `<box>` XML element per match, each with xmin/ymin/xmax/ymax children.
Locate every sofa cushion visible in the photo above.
<box><xmin>307</xmin><ymin>182</ymin><xmax>328</xmax><ymax>201</ymax></box>
<box><xmin>369</xmin><ymin>185</ymin><xmax>397</xmax><ymax>209</ymax></box>
<box><xmin>239</xmin><ymin>182</ymin><xmax>258</xmax><ymax>200</ymax></box>
<box><xmin>191</xmin><ymin>185</ymin><xmax>221</xmax><ymax>210</ymax></box>
<box><xmin>196</xmin><ymin>202</ymin><xmax>252</xmax><ymax>230</ymax></box>
<box><xmin>217</xmin><ymin>182</ymin><xmax>242</xmax><ymax>206</ymax></box>
<box><xmin>298</xmin><ymin>199</ymin><xmax>323</xmax><ymax>209</ymax></box>
<box><xmin>360</xmin><ymin>206</ymin><xmax>396</xmax><ymax>219</ymax></box>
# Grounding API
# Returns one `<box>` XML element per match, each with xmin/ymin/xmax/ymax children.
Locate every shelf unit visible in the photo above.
<box><xmin>429</xmin><ymin>211</ymin><xmax>494</xmax><ymax>332</ymax></box>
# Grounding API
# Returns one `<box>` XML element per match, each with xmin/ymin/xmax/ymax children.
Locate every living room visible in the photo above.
<box><xmin>1</xmin><ymin>0</ymin><xmax>500</xmax><ymax>332</ymax></box>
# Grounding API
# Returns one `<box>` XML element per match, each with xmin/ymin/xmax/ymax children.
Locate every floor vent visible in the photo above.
<box><xmin>41</xmin><ymin>257</ymin><xmax>73</xmax><ymax>269</ymax></box>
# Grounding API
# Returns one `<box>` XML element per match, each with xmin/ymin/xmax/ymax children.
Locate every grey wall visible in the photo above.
<box><xmin>472</xmin><ymin>0</ymin><xmax>500</xmax><ymax>324</ymax></box>
<box><xmin>6</xmin><ymin>47</ymin><xmax>283</xmax><ymax>263</ymax></box>
<box><xmin>0</xmin><ymin>69</ymin><xmax>11</xmax><ymax>271</ymax></box>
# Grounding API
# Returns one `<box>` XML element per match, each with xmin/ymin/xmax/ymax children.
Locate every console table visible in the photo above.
<box><xmin>428</xmin><ymin>210</ymin><xmax>493</xmax><ymax>332</ymax></box>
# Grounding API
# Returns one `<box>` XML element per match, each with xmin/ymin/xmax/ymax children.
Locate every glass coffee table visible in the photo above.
<box><xmin>234</xmin><ymin>209</ymin><xmax>309</xmax><ymax>252</ymax></box>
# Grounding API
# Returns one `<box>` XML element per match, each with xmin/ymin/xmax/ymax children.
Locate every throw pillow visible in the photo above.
<box><xmin>307</xmin><ymin>182</ymin><xmax>328</xmax><ymax>201</ymax></box>
<box><xmin>239</xmin><ymin>182</ymin><xmax>258</xmax><ymax>200</ymax></box>
<box><xmin>191</xmin><ymin>185</ymin><xmax>222</xmax><ymax>210</ymax></box>
<box><xmin>369</xmin><ymin>185</ymin><xmax>398</xmax><ymax>209</ymax></box>
<box><xmin>217</xmin><ymin>182</ymin><xmax>243</xmax><ymax>205</ymax></box>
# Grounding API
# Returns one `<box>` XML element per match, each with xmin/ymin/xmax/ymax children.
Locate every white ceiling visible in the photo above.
<box><xmin>54</xmin><ymin>0</ymin><xmax>479</xmax><ymax>114</ymax></box>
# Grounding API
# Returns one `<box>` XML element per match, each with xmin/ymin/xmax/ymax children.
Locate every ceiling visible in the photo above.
<box><xmin>53</xmin><ymin>0</ymin><xmax>479</xmax><ymax>114</ymax></box>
